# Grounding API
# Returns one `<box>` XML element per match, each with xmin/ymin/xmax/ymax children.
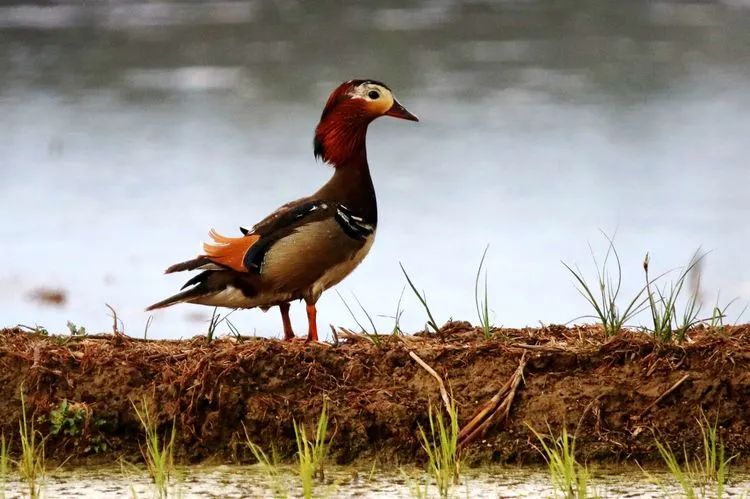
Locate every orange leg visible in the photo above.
<box><xmin>279</xmin><ymin>303</ymin><xmax>295</xmax><ymax>340</ymax></box>
<box><xmin>305</xmin><ymin>303</ymin><xmax>318</xmax><ymax>342</ymax></box>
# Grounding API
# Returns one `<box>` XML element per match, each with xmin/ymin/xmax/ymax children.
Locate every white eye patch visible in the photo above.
<box><xmin>348</xmin><ymin>83</ymin><xmax>394</xmax><ymax>113</ymax></box>
<box><xmin>349</xmin><ymin>83</ymin><xmax>388</xmax><ymax>101</ymax></box>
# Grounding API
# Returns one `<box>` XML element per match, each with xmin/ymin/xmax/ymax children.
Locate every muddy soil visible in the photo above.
<box><xmin>0</xmin><ymin>324</ymin><xmax>748</xmax><ymax>467</ymax></box>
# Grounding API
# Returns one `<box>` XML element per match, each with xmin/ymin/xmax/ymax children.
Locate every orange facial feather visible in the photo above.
<box><xmin>202</xmin><ymin>229</ymin><xmax>260</xmax><ymax>272</ymax></box>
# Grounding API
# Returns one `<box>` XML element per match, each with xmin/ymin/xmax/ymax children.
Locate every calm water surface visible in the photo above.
<box><xmin>3</xmin><ymin>464</ymin><xmax>748</xmax><ymax>498</ymax></box>
<box><xmin>1</xmin><ymin>1</ymin><xmax>749</xmax><ymax>338</ymax></box>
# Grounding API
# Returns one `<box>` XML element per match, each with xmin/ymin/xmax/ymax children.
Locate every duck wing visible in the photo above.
<box><xmin>162</xmin><ymin>197</ymin><xmax>333</xmax><ymax>275</ymax></box>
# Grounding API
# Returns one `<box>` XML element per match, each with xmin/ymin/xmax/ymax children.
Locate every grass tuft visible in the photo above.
<box><xmin>528</xmin><ymin>424</ymin><xmax>590</xmax><ymax>499</ymax></box>
<box><xmin>391</xmin><ymin>286</ymin><xmax>406</xmax><ymax>335</ymax></box>
<box><xmin>0</xmin><ymin>434</ymin><xmax>9</xmax><ymax>499</ymax></box>
<box><xmin>206</xmin><ymin>307</ymin><xmax>238</xmax><ymax>342</ymax></box>
<box><xmin>337</xmin><ymin>291</ymin><xmax>383</xmax><ymax>346</ymax></box>
<box><xmin>707</xmin><ymin>293</ymin><xmax>747</xmax><ymax>331</ymax></box>
<box><xmin>66</xmin><ymin>320</ymin><xmax>87</xmax><ymax>336</ymax></box>
<box><xmin>352</xmin><ymin>293</ymin><xmax>378</xmax><ymax>336</ymax></box>
<box><xmin>417</xmin><ymin>401</ymin><xmax>461</xmax><ymax>498</ymax></box>
<box><xmin>643</xmin><ymin>250</ymin><xmax>706</xmax><ymax>342</ymax></box>
<box><xmin>400</xmin><ymin>263</ymin><xmax>441</xmax><ymax>334</ymax></box>
<box><xmin>18</xmin><ymin>386</ymin><xmax>45</xmax><ymax>499</ymax></box>
<box><xmin>293</xmin><ymin>401</ymin><xmax>332</xmax><ymax>499</ymax></box>
<box><xmin>653</xmin><ymin>412</ymin><xmax>734</xmax><ymax>498</ymax></box>
<box><xmin>244</xmin><ymin>424</ymin><xmax>287</xmax><ymax>499</ymax></box>
<box><xmin>207</xmin><ymin>307</ymin><xmax>220</xmax><ymax>342</ymax></box>
<box><xmin>132</xmin><ymin>399</ymin><xmax>176</xmax><ymax>497</ymax></box>
<box><xmin>225</xmin><ymin>316</ymin><xmax>243</xmax><ymax>341</ymax></box>
<box><xmin>409</xmin><ymin>472</ymin><xmax>430</xmax><ymax>499</ymax></box>
<box><xmin>697</xmin><ymin>413</ymin><xmax>729</xmax><ymax>486</ymax></box>
<box><xmin>358</xmin><ymin>286</ymin><xmax>408</xmax><ymax>337</ymax></box>
<box><xmin>563</xmin><ymin>232</ymin><xmax>650</xmax><ymax>337</ymax></box>
<box><xmin>474</xmin><ymin>245</ymin><xmax>492</xmax><ymax>339</ymax></box>
<box><xmin>654</xmin><ymin>441</ymin><xmax>694</xmax><ymax>498</ymax></box>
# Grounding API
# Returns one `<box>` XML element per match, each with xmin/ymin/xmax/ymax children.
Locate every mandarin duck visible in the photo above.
<box><xmin>147</xmin><ymin>80</ymin><xmax>418</xmax><ymax>341</ymax></box>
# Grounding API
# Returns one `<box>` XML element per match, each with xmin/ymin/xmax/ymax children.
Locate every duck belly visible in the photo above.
<box><xmin>192</xmin><ymin>286</ymin><xmax>294</xmax><ymax>309</ymax></box>
<box><xmin>310</xmin><ymin>233</ymin><xmax>375</xmax><ymax>298</ymax></box>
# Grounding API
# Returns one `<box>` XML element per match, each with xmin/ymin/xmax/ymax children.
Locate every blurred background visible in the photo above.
<box><xmin>1</xmin><ymin>0</ymin><xmax>749</xmax><ymax>339</ymax></box>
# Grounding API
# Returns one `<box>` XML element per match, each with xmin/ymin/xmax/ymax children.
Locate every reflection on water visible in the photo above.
<box><xmin>1</xmin><ymin>1</ymin><xmax>750</xmax><ymax>338</ymax></box>
<box><xmin>3</xmin><ymin>464</ymin><xmax>749</xmax><ymax>498</ymax></box>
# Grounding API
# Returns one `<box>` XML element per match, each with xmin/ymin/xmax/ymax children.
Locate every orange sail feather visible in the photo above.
<box><xmin>202</xmin><ymin>229</ymin><xmax>259</xmax><ymax>272</ymax></box>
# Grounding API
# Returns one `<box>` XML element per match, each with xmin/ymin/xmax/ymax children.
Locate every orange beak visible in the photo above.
<box><xmin>385</xmin><ymin>99</ymin><xmax>419</xmax><ymax>122</ymax></box>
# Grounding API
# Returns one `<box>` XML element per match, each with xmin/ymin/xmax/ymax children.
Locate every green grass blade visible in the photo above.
<box><xmin>474</xmin><ymin>245</ymin><xmax>492</xmax><ymax>339</ymax></box>
<box><xmin>400</xmin><ymin>263</ymin><xmax>440</xmax><ymax>334</ymax></box>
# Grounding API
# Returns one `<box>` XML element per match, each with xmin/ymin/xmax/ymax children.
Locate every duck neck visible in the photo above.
<box><xmin>316</xmin><ymin>149</ymin><xmax>377</xmax><ymax>226</ymax></box>
<box><xmin>314</xmin><ymin>112</ymin><xmax>378</xmax><ymax>224</ymax></box>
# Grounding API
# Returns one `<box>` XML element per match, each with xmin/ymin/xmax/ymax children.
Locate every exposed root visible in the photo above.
<box><xmin>458</xmin><ymin>354</ymin><xmax>527</xmax><ymax>448</ymax></box>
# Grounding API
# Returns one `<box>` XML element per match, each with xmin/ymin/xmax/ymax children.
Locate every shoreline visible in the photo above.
<box><xmin>1</xmin><ymin>324</ymin><xmax>748</xmax><ymax>467</ymax></box>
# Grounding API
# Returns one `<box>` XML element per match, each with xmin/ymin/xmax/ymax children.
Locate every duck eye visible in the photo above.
<box><xmin>368</xmin><ymin>90</ymin><xmax>380</xmax><ymax>100</ymax></box>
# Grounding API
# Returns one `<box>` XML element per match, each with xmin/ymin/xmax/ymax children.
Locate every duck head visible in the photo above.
<box><xmin>314</xmin><ymin>80</ymin><xmax>418</xmax><ymax>167</ymax></box>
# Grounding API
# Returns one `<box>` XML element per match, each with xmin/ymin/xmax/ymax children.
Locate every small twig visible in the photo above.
<box><xmin>645</xmin><ymin>357</ymin><xmax>662</xmax><ymax>377</ymax></box>
<box><xmin>329</xmin><ymin>325</ymin><xmax>339</xmax><ymax>346</ymax></box>
<box><xmin>409</xmin><ymin>350</ymin><xmax>451</xmax><ymax>413</ymax></box>
<box><xmin>510</xmin><ymin>343</ymin><xmax>567</xmax><ymax>352</ymax></box>
<box><xmin>639</xmin><ymin>374</ymin><xmax>690</xmax><ymax>418</ymax></box>
<box><xmin>105</xmin><ymin>303</ymin><xmax>124</xmax><ymax>336</ymax></box>
<box><xmin>337</xmin><ymin>327</ymin><xmax>364</xmax><ymax>340</ymax></box>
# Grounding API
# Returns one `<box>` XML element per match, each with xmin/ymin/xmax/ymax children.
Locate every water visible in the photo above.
<box><xmin>4</xmin><ymin>464</ymin><xmax>749</xmax><ymax>498</ymax></box>
<box><xmin>2</xmin><ymin>1</ymin><xmax>750</xmax><ymax>339</ymax></box>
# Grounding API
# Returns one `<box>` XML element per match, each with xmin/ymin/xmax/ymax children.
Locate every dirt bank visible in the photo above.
<box><xmin>1</xmin><ymin>324</ymin><xmax>749</xmax><ymax>467</ymax></box>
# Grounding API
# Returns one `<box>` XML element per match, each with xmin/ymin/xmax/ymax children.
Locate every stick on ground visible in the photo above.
<box><xmin>638</xmin><ymin>373</ymin><xmax>690</xmax><ymax>418</ymax></box>
<box><xmin>409</xmin><ymin>350</ymin><xmax>452</xmax><ymax>413</ymax></box>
